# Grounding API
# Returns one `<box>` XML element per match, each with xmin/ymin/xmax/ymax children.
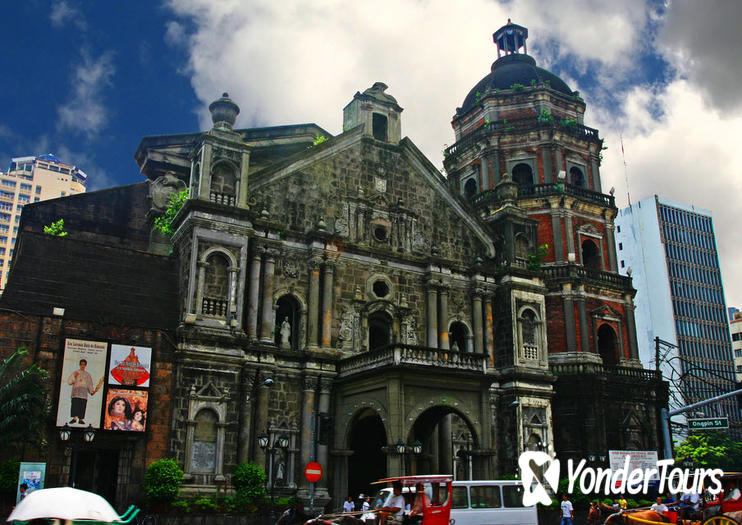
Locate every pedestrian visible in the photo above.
<box><xmin>588</xmin><ymin>501</ymin><xmax>600</xmax><ymax>525</ymax></box>
<box><xmin>344</xmin><ymin>495</ymin><xmax>356</xmax><ymax>513</ymax></box>
<box><xmin>362</xmin><ymin>495</ymin><xmax>375</xmax><ymax>525</ymax></box>
<box><xmin>561</xmin><ymin>494</ymin><xmax>574</xmax><ymax>525</ymax></box>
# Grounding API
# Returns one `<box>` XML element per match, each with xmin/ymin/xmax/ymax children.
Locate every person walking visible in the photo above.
<box><xmin>561</xmin><ymin>494</ymin><xmax>574</xmax><ymax>525</ymax></box>
<box><xmin>344</xmin><ymin>495</ymin><xmax>356</xmax><ymax>513</ymax></box>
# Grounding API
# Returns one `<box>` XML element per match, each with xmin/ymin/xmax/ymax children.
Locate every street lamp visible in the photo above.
<box><xmin>258</xmin><ymin>432</ymin><xmax>289</xmax><ymax>522</ymax></box>
<box><xmin>412</xmin><ymin>440</ymin><xmax>423</xmax><ymax>455</ymax></box>
<box><xmin>59</xmin><ymin>424</ymin><xmax>96</xmax><ymax>487</ymax></box>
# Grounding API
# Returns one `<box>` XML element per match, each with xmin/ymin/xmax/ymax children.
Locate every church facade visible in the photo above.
<box><xmin>1</xmin><ymin>21</ymin><xmax>667</xmax><ymax>507</ymax></box>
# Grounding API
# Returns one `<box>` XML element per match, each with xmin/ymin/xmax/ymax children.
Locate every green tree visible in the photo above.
<box><xmin>143</xmin><ymin>458</ymin><xmax>183</xmax><ymax>503</ymax></box>
<box><xmin>0</xmin><ymin>348</ymin><xmax>49</xmax><ymax>450</ymax></box>
<box><xmin>675</xmin><ymin>431</ymin><xmax>742</xmax><ymax>470</ymax></box>
<box><xmin>153</xmin><ymin>189</ymin><xmax>189</xmax><ymax>237</ymax></box>
<box><xmin>233</xmin><ymin>462</ymin><xmax>267</xmax><ymax>509</ymax></box>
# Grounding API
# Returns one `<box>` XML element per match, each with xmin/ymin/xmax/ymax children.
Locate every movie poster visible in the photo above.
<box><xmin>16</xmin><ymin>462</ymin><xmax>45</xmax><ymax>503</ymax></box>
<box><xmin>103</xmin><ymin>388</ymin><xmax>148</xmax><ymax>432</ymax></box>
<box><xmin>56</xmin><ymin>339</ymin><xmax>107</xmax><ymax>429</ymax></box>
<box><xmin>107</xmin><ymin>344</ymin><xmax>151</xmax><ymax>387</ymax></box>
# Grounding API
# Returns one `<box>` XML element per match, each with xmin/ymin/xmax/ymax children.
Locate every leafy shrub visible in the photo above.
<box><xmin>510</xmin><ymin>83</ymin><xmax>525</xmax><ymax>92</ymax></box>
<box><xmin>153</xmin><ymin>189</ymin><xmax>189</xmax><ymax>237</ymax></box>
<box><xmin>170</xmin><ymin>500</ymin><xmax>190</xmax><ymax>513</ymax></box>
<box><xmin>143</xmin><ymin>459</ymin><xmax>183</xmax><ymax>503</ymax></box>
<box><xmin>43</xmin><ymin>219</ymin><xmax>68</xmax><ymax>236</ymax></box>
<box><xmin>0</xmin><ymin>460</ymin><xmax>20</xmax><ymax>494</ymax></box>
<box><xmin>233</xmin><ymin>462</ymin><xmax>267</xmax><ymax>508</ymax></box>
<box><xmin>192</xmin><ymin>497</ymin><xmax>218</xmax><ymax>513</ymax></box>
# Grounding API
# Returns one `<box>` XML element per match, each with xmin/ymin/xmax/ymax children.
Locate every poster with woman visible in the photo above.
<box><xmin>107</xmin><ymin>344</ymin><xmax>152</xmax><ymax>387</ymax></box>
<box><xmin>55</xmin><ymin>339</ymin><xmax>107</xmax><ymax>429</ymax></box>
<box><xmin>104</xmin><ymin>389</ymin><xmax>148</xmax><ymax>432</ymax></box>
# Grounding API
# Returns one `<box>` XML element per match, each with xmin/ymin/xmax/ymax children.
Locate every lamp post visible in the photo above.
<box><xmin>395</xmin><ymin>440</ymin><xmax>423</xmax><ymax>475</ymax></box>
<box><xmin>59</xmin><ymin>423</ymin><xmax>96</xmax><ymax>487</ymax></box>
<box><xmin>257</xmin><ymin>432</ymin><xmax>289</xmax><ymax>523</ymax></box>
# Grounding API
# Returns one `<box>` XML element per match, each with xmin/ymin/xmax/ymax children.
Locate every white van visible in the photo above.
<box><xmin>450</xmin><ymin>480</ymin><xmax>537</xmax><ymax>525</ymax></box>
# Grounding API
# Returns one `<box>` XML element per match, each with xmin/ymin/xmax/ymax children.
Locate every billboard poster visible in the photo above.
<box><xmin>56</xmin><ymin>339</ymin><xmax>107</xmax><ymax>429</ymax></box>
<box><xmin>103</xmin><ymin>388</ymin><xmax>148</xmax><ymax>432</ymax></box>
<box><xmin>608</xmin><ymin>450</ymin><xmax>660</xmax><ymax>486</ymax></box>
<box><xmin>108</xmin><ymin>344</ymin><xmax>152</xmax><ymax>387</ymax></box>
<box><xmin>17</xmin><ymin>462</ymin><xmax>46</xmax><ymax>503</ymax></box>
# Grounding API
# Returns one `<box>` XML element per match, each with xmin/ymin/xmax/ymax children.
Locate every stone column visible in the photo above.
<box><xmin>307</xmin><ymin>256</ymin><xmax>321</xmax><ymax>348</ymax></box>
<box><xmin>551</xmin><ymin>208</ymin><xmax>564</xmax><ymax>262</ymax></box>
<box><xmin>237</xmin><ymin>369</ymin><xmax>256</xmax><ymax>463</ymax></box>
<box><xmin>576</xmin><ymin>286</ymin><xmax>589</xmax><ymax>353</ymax></box>
<box><xmin>438</xmin><ymin>287</ymin><xmax>449</xmax><ymax>350</ymax></box>
<box><xmin>625</xmin><ymin>294</ymin><xmax>640</xmax><ymax>360</ymax></box>
<box><xmin>260</xmin><ymin>250</ymin><xmax>276</xmax><ymax>343</ymax></box>
<box><xmin>320</xmin><ymin>264</ymin><xmax>334</xmax><ymax>348</ymax></box>
<box><xmin>562</xmin><ymin>284</ymin><xmax>577</xmax><ymax>352</ymax></box>
<box><xmin>565</xmin><ymin>212</ymin><xmax>575</xmax><ymax>261</ymax></box>
<box><xmin>438</xmin><ymin>415</ymin><xmax>453</xmax><ymax>475</ymax></box>
<box><xmin>228</xmin><ymin>266</ymin><xmax>239</xmax><ymax>322</ymax></box>
<box><xmin>473</xmin><ymin>291</ymin><xmax>483</xmax><ymax>354</ymax></box>
<box><xmin>198</xmin><ymin>142</ymin><xmax>213</xmax><ymax>201</ymax></box>
<box><xmin>484</xmin><ymin>295</ymin><xmax>494</xmax><ymax>364</ymax></box>
<box><xmin>298</xmin><ymin>376</ymin><xmax>317</xmax><ymax>496</ymax></box>
<box><xmin>316</xmin><ymin>377</ymin><xmax>332</xmax><ymax>494</ymax></box>
<box><xmin>195</xmin><ymin>261</ymin><xmax>207</xmax><ymax>315</ymax></box>
<box><xmin>254</xmin><ymin>373</ymin><xmax>272</xmax><ymax>470</ymax></box>
<box><xmin>605</xmin><ymin>222</ymin><xmax>618</xmax><ymax>272</ymax></box>
<box><xmin>426</xmin><ymin>285</ymin><xmax>438</xmax><ymax>347</ymax></box>
<box><xmin>246</xmin><ymin>251</ymin><xmax>262</xmax><ymax>340</ymax></box>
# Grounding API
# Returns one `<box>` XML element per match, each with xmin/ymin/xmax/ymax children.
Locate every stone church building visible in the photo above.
<box><xmin>1</xmin><ymin>21</ymin><xmax>667</xmax><ymax>507</ymax></box>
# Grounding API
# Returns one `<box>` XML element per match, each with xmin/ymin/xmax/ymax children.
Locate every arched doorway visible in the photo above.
<box><xmin>410</xmin><ymin>407</ymin><xmax>477</xmax><ymax>478</ymax></box>
<box><xmin>569</xmin><ymin>166</ymin><xmax>585</xmax><ymax>187</ymax></box>
<box><xmin>449</xmin><ymin>322</ymin><xmax>470</xmax><ymax>352</ymax></box>
<box><xmin>348</xmin><ymin>409</ymin><xmax>387</xmax><ymax>499</ymax></box>
<box><xmin>464</xmin><ymin>178</ymin><xmax>478</xmax><ymax>199</ymax></box>
<box><xmin>275</xmin><ymin>295</ymin><xmax>301</xmax><ymax>349</ymax></box>
<box><xmin>581</xmin><ymin>239</ymin><xmax>602</xmax><ymax>270</ymax></box>
<box><xmin>512</xmin><ymin>163</ymin><xmax>533</xmax><ymax>188</ymax></box>
<box><xmin>369</xmin><ymin>311</ymin><xmax>392</xmax><ymax>350</ymax></box>
<box><xmin>597</xmin><ymin>324</ymin><xmax>618</xmax><ymax>366</ymax></box>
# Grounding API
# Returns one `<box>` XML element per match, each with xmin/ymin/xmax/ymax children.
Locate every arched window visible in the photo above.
<box><xmin>275</xmin><ymin>295</ymin><xmax>301</xmax><ymax>349</ymax></box>
<box><xmin>449</xmin><ymin>321</ymin><xmax>470</xmax><ymax>352</ymax></box>
<box><xmin>526</xmin><ymin>433</ymin><xmax>543</xmax><ymax>451</ymax></box>
<box><xmin>191</xmin><ymin>409</ymin><xmax>218</xmax><ymax>473</ymax></box>
<box><xmin>515</xmin><ymin>234</ymin><xmax>529</xmax><ymax>260</ymax></box>
<box><xmin>569</xmin><ymin>166</ymin><xmax>585</xmax><ymax>188</ymax></box>
<box><xmin>581</xmin><ymin>239</ymin><xmax>602</xmax><ymax>270</ymax></box>
<box><xmin>210</xmin><ymin>163</ymin><xmax>236</xmax><ymax>206</ymax></box>
<box><xmin>464</xmin><ymin>178</ymin><xmax>478</xmax><ymax>199</ymax></box>
<box><xmin>512</xmin><ymin>163</ymin><xmax>533</xmax><ymax>187</ymax></box>
<box><xmin>369</xmin><ymin>311</ymin><xmax>393</xmax><ymax>350</ymax></box>
<box><xmin>520</xmin><ymin>309</ymin><xmax>539</xmax><ymax>360</ymax></box>
<box><xmin>203</xmin><ymin>253</ymin><xmax>230</xmax><ymax>317</ymax></box>
<box><xmin>597</xmin><ymin>324</ymin><xmax>618</xmax><ymax>366</ymax></box>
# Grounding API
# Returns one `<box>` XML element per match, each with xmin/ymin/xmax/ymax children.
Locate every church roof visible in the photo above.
<box><xmin>459</xmin><ymin>54</ymin><xmax>573</xmax><ymax>114</ymax></box>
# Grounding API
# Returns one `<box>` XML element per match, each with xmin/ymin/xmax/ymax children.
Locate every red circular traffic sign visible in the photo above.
<box><xmin>305</xmin><ymin>462</ymin><xmax>323</xmax><ymax>482</ymax></box>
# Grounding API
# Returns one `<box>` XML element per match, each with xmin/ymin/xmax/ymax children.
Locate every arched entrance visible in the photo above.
<box><xmin>597</xmin><ymin>324</ymin><xmax>618</xmax><ymax>366</ymax></box>
<box><xmin>409</xmin><ymin>407</ymin><xmax>478</xmax><ymax>478</ymax></box>
<box><xmin>369</xmin><ymin>311</ymin><xmax>392</xmax><ymax>350</ymax></box>
<box><xmin>348</xmin><ymin>409</ymin><xmax>387</xmax><ymax>499</ymax></box>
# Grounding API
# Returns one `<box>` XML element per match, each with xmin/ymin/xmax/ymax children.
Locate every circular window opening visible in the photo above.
<box><xmin>373</xmin><ymin>280</ymin><xmax>390</xmax><ymax>298</ymax></box>
<box><xmin>374</xmin><ymin>225</ymin><xmax>389</xmax><ymax>242</ymax></box>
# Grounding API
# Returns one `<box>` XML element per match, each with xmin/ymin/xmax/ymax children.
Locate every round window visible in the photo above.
<box><xmin>373</xmin><ymin>280</ymin><xmax>390</xmax><ymax>298</ymax></box>
<box><xmin>374</xmin><ymin>225</ymin><xmax>388</xmax><ymax>242</ymax></box>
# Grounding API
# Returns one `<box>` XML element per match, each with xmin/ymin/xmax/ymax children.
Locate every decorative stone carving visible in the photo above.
<box><xmin>281</xmin><ymin>258</ymin><xmax>299</xmax><ymax>278</ymax></box>
<box><xmin>401</xmin><ymin>314</ymin><xmax>418</xmax><ymax>345</ymax></box>
<box><xmin>338</xmin><ymin>305</ymin><xmax>362</xmax><ymax>350</ymax></box>
<box><xmin>150</xmin><ymin>173</ymin><xmax>187</xmax><ymax>211</ymax></box>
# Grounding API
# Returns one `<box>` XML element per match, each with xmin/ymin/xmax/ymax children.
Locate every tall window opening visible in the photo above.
<box><xmin>203</xmin><ymin>253</ymin><xmax>230</xmax><ymax>317</ymax></box>
<box><xmin>449</xmin><ymin>321</ymin><xmax>470</xmax><ymax>352</ymax></box>
<box><xmin>520</xmin><ymin>309</ymin><xmax>539</xmax><ymax>360</ymax></box>
<box><xmin>464</xmin><ymin>178</ymin><xmax>478</xmax><ymax>199</ymax></box>
<box><xmin>569</xmin><ymin>166</ymin><xmax>585</xmax><ymax>188</ymax></box>
<box><xmin>581</xmin><ymin>239</ymin><xmax>602</xmax><ymax>270</ymax></box>
<box><xmin>512</xmin><ymin>163</ymin><xmax>533</xmax><ymax>187</ymax></box>
<box><xmin>191</xmin><ymin>409</ymin><xmax>218</xmax><ymax>473</ymax></box>
<box><xmin>597</xmin><ymin>324</ymin><xmax>618</xmax><ymax>366</ymax></box>
<box><xmin>210</xmin><ymin>163</ymin><xmax>236</xmax><ymax>206</ymax></box>
<box><xmin>369</xmin><ymin>311</ymin><xmax>392</xmax><ymax>350</ymax></box>
<box><xmin>372</xmin><ymin>113</ymin><xmax>388</xmax><ymax>141</ymax></box>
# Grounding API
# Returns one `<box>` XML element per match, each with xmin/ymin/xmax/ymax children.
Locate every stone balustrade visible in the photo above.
<box><xmin>338</xmin><ymin>344</ymin><xmax>488</xmax><ymax>377</ymax></box>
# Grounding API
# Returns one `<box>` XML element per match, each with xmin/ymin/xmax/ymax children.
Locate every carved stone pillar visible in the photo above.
<box><xmin>298</xmin><ymin>375</ymin><xmax>317</xmax><ymax>496</ymax></box>
<box><xmin>228</xmin><ymin>266</ymin><xmax>239</xmax><ymax>322</ymax></box>
<box><xmin>484</xmin><ymin>295</ymin><xmax>494</xmax><ymax>364</ymax></box>
<box><xmin>472</xmin><ymin>290</ymin><xmax>483</xmax><ymax>354</ymax></box>
<box><xmin>625</xmin><ymin>294</ymin><xmax>640</xmax><ymax>360</ymax></box>
<box><xmin>605</xmin><ymin>222</ymin><xmax>618</xmax><ymax>272</ymax></box>
<box><xmin>438</xmin><ymin>287</ymin><xmax>449</xmax><ymax>350</ymax></box>
<box><xmin>307</xmin><ymin>257</ymin><xmax>321</xmax><ymax>348</ymax></box>
<box><xmin>260</xmin><ymin>250</ymin><xmax>277</xmax><ymax>343</ymax></box>
<box><xmin>237</xmin><ymin>369</ymin><xmax>256</xmax><ymax>463</ymax></box>
<box><xmin>316</xmin><ymin>377</ymin><xmax>332</xmax><ymax>494</ymax></box>
<box><xmin>576</xmin><ymin>286</ymin><xmax>589</xmax><ymax>353</ymax></box>
<box><xmin>254</xmin><ymin>372</ymin><xmax>272</xmax><ymax>469</ymax></box>
<box><xmin>246</xmin><ymin>250</ymin><xmax>262</xmax><ymax>339</ymax></box>
<box><xmin>195</xmin><ymin>261</ymin><xmax>207</xmax><ymax>315</ymax></box>
<box><xmin>565</xmin><ymin>212</ymin><xmax>575</xmax><ymax>260</ymax></box>
<box><xmin>426</xmin><ymin>285</ymin><xmax>438</xmax><ymax>347</ymax></box>
<box><xmin>320</xmin><ymin>264</ymin><xmax>334</xmax><ymax>348</ymax></box>
<box><xmin>439</xmin><ymin>414</ymin><xmax>453</xmax><ymax>475</ymax></box>
<box><xmin>563</xmin><ymin>284</ymin><xmax>577</xmax><ymax>352</ymax></box>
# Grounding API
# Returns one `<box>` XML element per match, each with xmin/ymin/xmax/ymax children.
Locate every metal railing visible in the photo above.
<box><xmin>541</xmin><ymin>264</ymin><xmax>633</xmax><ymax>288</ymax></box>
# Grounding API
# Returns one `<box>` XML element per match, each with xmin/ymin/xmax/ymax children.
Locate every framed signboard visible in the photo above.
<box><xmin>103</xmin><ymin>388</ymin><xmax>148</xmax><ymax>432</ymax></box>
<box><xmin>56</xmin><ymin>339</ymin><xmax>107</xmax><ymax>429</ymax></box>
<box><xmin>108</xmin><ymin>344</ymin><xmax>152</xmax><ymax>387</ymax></box>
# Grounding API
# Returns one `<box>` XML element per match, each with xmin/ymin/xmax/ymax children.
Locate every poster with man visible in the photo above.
<box><xmin>55</xmin><ymin>339</ymin><xmax>107</xmax><ymax>429</ymax></box>
<box><xmin>107</xmin><ymin>344</ymin><xmax>152</xmax><ymax>387</ymax></box>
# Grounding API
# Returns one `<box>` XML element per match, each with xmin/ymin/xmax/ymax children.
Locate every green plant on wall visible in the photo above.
<box><xmin>43</xmin><ymin>218</ymin><xmax>67</xmax><ymax>236</ymax></box>
<box><xmin>561</xmin><ymin>118</ymin><xmax>578</xmax><ymax>130</ymax></box>
<box><xmin>312</xmin><ymin>134</ymin><xmax>328</xmax><ymax>146</ymax></box>
<box><xmin>510</xmin><ymin>83</ymin><xmax>525</xmax><ymax>92</ymax></box>
<box><xmin>153</xmin><ymin>189</ymin><xmax>189</xmax><ymax>237</ymax></box>
<box><xmin>537</xmin><ymin>109</ymin><xmax>553</xmax><ymax>125</ymax></box>
<box><xmin>527</xmin><ymin>244</ymin><xmax>550</xmax><ymax>271</ymax></box>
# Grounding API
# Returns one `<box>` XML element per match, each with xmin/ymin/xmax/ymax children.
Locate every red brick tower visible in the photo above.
<box><xmin>444</xmin><ymin>21</ymin><xmax>666</xmax><ymax>460</ymax></box>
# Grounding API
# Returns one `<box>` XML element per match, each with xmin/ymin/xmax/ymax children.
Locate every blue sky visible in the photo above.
<box><xmin>1</xmin><ymin>1</ymin><xmax>742</xmax><ymax>309</ymax></box>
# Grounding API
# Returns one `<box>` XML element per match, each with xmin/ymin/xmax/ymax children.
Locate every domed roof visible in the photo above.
<box><xmin>459</xmin><ymin>54</ymin><xmax>573</xmax><ymax>114</ymax></box>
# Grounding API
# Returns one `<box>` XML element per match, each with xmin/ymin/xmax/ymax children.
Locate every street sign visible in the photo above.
<box><xmin>688</xmin><ymin>417</ymin><xmax>729</xmax><ymax>430</ymax></box>
<box><xmin>305</xmin><ymin>462</ymin><xmax>323</xmax><ymax>482</ymax></box>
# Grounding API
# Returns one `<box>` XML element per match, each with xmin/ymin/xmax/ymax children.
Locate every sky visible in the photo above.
<box><xmin>1</xmin><ymin>1</ymin><xmax>742</xmax><ymax>309</ymax></box>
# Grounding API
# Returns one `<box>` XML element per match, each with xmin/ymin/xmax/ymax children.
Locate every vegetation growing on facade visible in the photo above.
<box><xmin>560</xmin><ymin>118</ymin><xmax>578</xmax><ymax>130</ymax></box>
<box><xmin>527</xmin><ymin>243</ymin><xmax>550</xmax><ymax>270</ymax></box>
<box><xmin>43</xmin><ymin>218</ymin><xmax>68</xmax><ymax>236</ymax></box>
<box><xmin>153</xmin><ymin>189</ymin><xmax>189</xmax><ymax>237</ymax></box>
<box><xmin>509</xmin><ymin>83</ymin><xmax>525</xmax><ymax>92</ymax></box>
<box><xmin>312</xmin><ymin>134</ymin><xmax>328</xmax><ymax>146</ymax></box>
<box><xmin>537</xmin><ymin>109</ymin><xmax>553</xmax><ymax>125</ymax></box>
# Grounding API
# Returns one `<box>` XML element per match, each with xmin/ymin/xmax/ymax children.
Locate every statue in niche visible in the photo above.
<box><xmin>451</xmin><ymin>341</ymin><xmax>460</xmax><ymax>352</ymax></box>
<box><xmin>280</xmin><ymin>317</ymin><xmax>291</xmax><ymax>348</ymax></box>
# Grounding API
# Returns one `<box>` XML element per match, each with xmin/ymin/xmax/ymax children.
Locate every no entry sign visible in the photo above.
<box><xmin>305</xmin><ymin>462</ymin><xmax>323</xmax><ymax>482</ymax></box>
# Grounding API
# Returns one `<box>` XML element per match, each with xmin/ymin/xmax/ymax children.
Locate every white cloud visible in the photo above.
<box><xmin>49</xmin><ymin>1</ymin><xmax>85</xmax><ymax>30</ymax></box>
<box><xmin>57</xmin><ymin>52</ymin><xmax>115</xmax><ymax>138</ymax></box>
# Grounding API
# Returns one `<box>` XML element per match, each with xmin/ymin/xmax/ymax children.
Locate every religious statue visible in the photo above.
<box><xmin>280</xmin><ymin>317</ymin><xmax>291</xmax><ymax>348</ymax></box>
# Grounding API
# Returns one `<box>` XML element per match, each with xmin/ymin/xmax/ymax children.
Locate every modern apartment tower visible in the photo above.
<box><xmin>730</xmin><ymin>311</ymin><xmax>742</xmax><ymax>382</ymax></box>
<box><xmin>615</xmin><ymin>196</ymin><xmax>739</xmax><ymax>432</ymax></box>
<box><xmin>1</xmin><ymin>154</ymin><xmax>87</xmax><ymax>289</ymax></box>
